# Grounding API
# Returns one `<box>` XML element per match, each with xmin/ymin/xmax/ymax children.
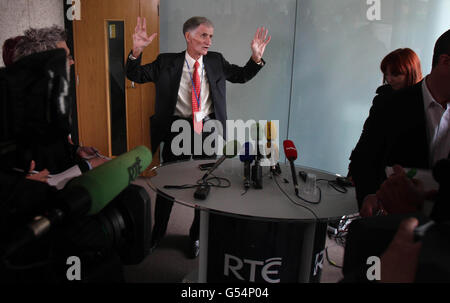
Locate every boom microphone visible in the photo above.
<box><xmin>239</xmin><ymin>142</ymin><xmax>255</xmax><ymax>189</ymax></box>
<box><xmin>202</xmin><ymin>140</ymin><xmax>239</xmax><ymax>181</ymax></box>
<box><xmin>266</xmin><ymin>142</ymin><xmax>281</xmax><ymax>175</ymax></box>
<box><xmin>3</xmin><ymin>146</ymin><xmax>152</xmax><ymax>257</ymax></box>
<box><xmin>68</xmin><ymin>145</ymin><xmax>152</xmax><ymax>215</ymax></box>
<box><xmin>283</xmin><ymin>140</ymin><xmax>299</xmax><ymax>195</ymax></box>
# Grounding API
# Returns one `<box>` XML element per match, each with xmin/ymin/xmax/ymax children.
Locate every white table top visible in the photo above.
<box><xmin>146</xmin><ymin>159</ymin><xmax>358</xmax><ymax>222</ymax></box>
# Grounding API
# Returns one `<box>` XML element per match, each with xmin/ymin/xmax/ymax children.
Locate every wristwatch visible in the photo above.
<box><xmin>129</xmin><ymin>53</ymin><xmax>138</xmax><ymax>60</ymax></box>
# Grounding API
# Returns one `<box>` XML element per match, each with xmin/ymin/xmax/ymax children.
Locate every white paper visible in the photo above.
<box><xmin>385</xmin><ymin>166</ymin><xmax>439</xmax><ymax>192</ymax></box>
<box><xmin>47</xmin><ymin>165</ymin><xmax>82</xmax><ymax>190</ymax></box>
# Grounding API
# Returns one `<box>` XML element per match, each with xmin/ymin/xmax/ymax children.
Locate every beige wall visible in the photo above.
<box><xmin>0</xmin><ymin>0</ymin><xmax>64</xmax><ymax>67</ymax></box>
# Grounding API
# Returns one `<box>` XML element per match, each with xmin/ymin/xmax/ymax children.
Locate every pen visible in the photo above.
<box><xmin>96</xmin><ymin>152</ymin><xmax>111</xmax><ymax>161</ymax></box>
<box><xmin>13</xmin><ymin>168</ymin><xmax>40</xmax><ymax>175</ymax></box>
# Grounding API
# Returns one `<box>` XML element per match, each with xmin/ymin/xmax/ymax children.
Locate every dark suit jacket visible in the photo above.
<box><xmin>350</xmin><ymin>81</ymin><xmax>430</xmax><ymax>208</ymax></box>
<box><xmin>126</xmin><ymin>51</ymin><xmax>264</xmax><ymax>154</ymax></box>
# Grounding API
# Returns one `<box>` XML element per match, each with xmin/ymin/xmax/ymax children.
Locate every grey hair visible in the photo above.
<box><xmin>182</xmin><ymin>16</ymin><xmax>214</xmax><ymax>36</ymax></box>
<box><xmin>13</xmin><ymin>25</ymin><xmax>67</xmax><ymax>63</ymax></box>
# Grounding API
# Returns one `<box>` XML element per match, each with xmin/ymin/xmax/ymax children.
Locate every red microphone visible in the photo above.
<box><xmin>283</xmin><ymin>140</ymin><xmax>299</xmax><ymax>195</ymax></box>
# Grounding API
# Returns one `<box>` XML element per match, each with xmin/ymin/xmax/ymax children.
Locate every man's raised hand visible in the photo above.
<box><xmin>251</xmin><ymin>27</ymin><xmax>271</xmax><ymax>64</ymax></box>
<box><xmin>132</xmin><ymin>17</ymin><xmax>157</xmax><ymax>57</ymax></box>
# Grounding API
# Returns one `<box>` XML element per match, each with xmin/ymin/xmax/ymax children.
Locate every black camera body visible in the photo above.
<box><xmin>0</xmin><ymin>49</ymin><xmax>152</xmax><ymax>282</ymax></box>
<box><xmin>0</xmin><ymin>172</ymin><xmax>152</xmax><ymax>283</ymax></box>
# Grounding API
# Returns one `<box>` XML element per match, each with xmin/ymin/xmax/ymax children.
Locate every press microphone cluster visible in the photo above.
<box><xmin>283</xmin><ymin>140</ymin><xmax>299</xmax><ymax>195</ymax></box>
<box><xmin>239</xmin><ymin>142</ymin><xmax>255</xmax><ymax>189</ymax></box>
<box><xmin>4</xmin><ymin>146</ymin><xmax>152</xmax><ymax>258</ymax></box>
<box><xmin>194</xmin><ymin>140</ymin><xmax>239</xmax><ymax>200</ymax></box>
<box><xmin>201</xmin><ymin>140</ymin><xmax>239</xmax><ymax>181</ymax></box>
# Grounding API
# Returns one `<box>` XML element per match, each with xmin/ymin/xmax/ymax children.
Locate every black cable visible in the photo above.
<box><xmin>317</xmin><ymin>178</ymin><xmax>348</xmax><ymax>194</ymax></box>
<box><xmin>163</xmin><ymin>174</ymin><xmax>231</xmax><ymax>190</ymax></box>
<box><xmin>272</xmin><ymin>173</ymin><xmax>319</xmax><ymax>220</ymax></box>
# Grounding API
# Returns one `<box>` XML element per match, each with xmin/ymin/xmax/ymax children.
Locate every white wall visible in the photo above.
<box><xmin>0</xmin><ymin>0</ymin><xmax>64</xmax><ymax>67</ymax></box>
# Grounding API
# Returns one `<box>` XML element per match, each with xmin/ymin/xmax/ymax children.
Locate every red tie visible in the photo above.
<box><xmin>192</xmin><ymin>60</ymin><xmax>202</xmax><ymax>134</ymax></box>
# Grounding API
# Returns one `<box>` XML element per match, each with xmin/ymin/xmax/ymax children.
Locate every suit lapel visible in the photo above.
<box><xmin>203</xmin><ymin>54</ymin><xmax>218</xmax><ymax>88</ymax></box>
<box><xmin>168</xmin><ymin>52</ymin><xmax>185</xmax><ymax>111</ymax></box>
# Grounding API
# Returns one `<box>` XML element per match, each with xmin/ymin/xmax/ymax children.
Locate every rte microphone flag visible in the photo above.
<box><xmin>283</xmin><ymin>140</ymin><xmax>299</xmax><ymax>195</ymax></box>
<box><xmin>4</xmin><ymin>146</ymin><xmax>152</xmax><ymax>258</ymax></box>
<box><xmin>68</xmin><ymin>145</ymin><xmax>152</xmax><ymax>215</ymax></box>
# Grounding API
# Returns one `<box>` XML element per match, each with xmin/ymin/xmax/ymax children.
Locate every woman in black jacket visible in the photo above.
<box><xmin>348</xmin><ymin>48</ymin><xmax>423</xmax><ymax>212</ymax></box>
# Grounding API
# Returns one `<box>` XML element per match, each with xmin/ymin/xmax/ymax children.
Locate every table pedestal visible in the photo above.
<box><xmin>199</xmin><ymin>211</ymin><xmax>327</xmax><ymax>283</ymax></box>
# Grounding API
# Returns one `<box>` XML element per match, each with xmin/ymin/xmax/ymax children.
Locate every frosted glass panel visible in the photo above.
<box><xmin>289</xmin><ymin>0</ymin><xmax>450</xmax><ymax>175</ymax></box>
<box><xmin>160</xmin><ymin>0</ymin><xmax>296</xmax><ymax>156</ymax></box>
<box><xmin>159</xmin><ymin>0</ymin><xmax>450</xmax><ymax>175</ymax></box>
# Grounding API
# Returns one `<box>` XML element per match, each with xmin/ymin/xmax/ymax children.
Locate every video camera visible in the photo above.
<box><xmin>0</xmin><ymin>49</ymin><xmax>152</xmax><ymax>282</ymax></box>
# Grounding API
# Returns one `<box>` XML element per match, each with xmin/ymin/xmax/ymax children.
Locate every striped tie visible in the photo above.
<box><xmin>192</xmin><ymin>60</ymin><xmax>202</xmax><ymax>134</ymax></box>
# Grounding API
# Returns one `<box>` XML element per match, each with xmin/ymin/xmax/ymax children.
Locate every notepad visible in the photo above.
<box><xmin>47</xmin><ymin>165</ymin><xmax>82</xmax><ymax>190</ymax></box>
<box><xmin>385</xmin><ymin>166</ymin><xmax>439</xmax><ymax>192</ymax></box>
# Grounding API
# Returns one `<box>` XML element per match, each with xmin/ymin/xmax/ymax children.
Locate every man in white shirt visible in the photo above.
<box><xmin>126</xmin><ymin>16</ymin><xmax>271</xmax><ymax>258</ymax></box>
<box><xmin>351</xmin><ymin>29</ymin><xmax>450</xmax><ymax>217</ymax></box>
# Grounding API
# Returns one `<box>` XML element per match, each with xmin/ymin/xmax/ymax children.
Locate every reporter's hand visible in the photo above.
<box><xmin>87</xmin><ymin>157</ymin><xmax>109</xmax><ymax>169</ymax></box>
<box><xmin>360</xmin><ymin>194</ymin><xmax>384</xmax><ymax>217</ymax></box>
<box><xmin>251</xmin><ymin>27</ymin><xmax>271</xmax><ymax>64</ymax></box>
<box><xmin>132</xmin><ymin>17</ymin><xmax>157</xmax><ymax>57</ymax></box>
<box><xmin>25</xmin><ymin>160</ymin><xmax>49</xmax><ymax>183</ymax></box>
<box><xmin>380</xmin><ymin>218</ymin><xmax>422</xmax><ymax>283</ymax></box>
<box><xmin>77</xmin><ymin>146</ymin><xmax>99</xmax><ymax>159</ymax></box>
<box><xmin>376</xmin><ymin>165</ymin><xmax>427</xmax><ymax>214</ymax></box>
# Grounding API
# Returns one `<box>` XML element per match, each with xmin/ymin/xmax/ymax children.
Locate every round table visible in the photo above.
<box><xmin>147</xmin><ymin>159</ymin><xmax>358</xmax><ymax>283</ymax></box>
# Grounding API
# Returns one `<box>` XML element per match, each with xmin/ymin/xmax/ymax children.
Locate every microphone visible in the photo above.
<box><xmin>283</xmin><ymin>140</ymin><xmax>299</xmax><ymax>195</ymax></box>
<box><xmin>265</xmin><ymin>142</ymin><xmax>281</xmax><ymax>175</ymax></box>
<box><xmin>239</xmin><ymin>142</ymin><xmax>255</xmax><ymax>189</ymax></box>
<box><xmin>249</xmin><ymin>123</ymin><xmax>264</xmax><ymax>189</ymax></box>
<box><xmin>4</xmin><ymin>146</ymin><xmax>152</xmax><ymax>257</ymax></box>
<box><xmin>250</xmin><ymin>122</ymin><xmax>263</xmax><ymax>159</ymax></box>
<box><xmin>201</xmin><ymin>140</ymin><xmax>239</xmax><ymax>181</ymax></box>
<box><xmin>266</xmin><ymin>121</ymin><xmax>276</xmax><ymax>149</ymax></box>
<box><xmin>68</xmin><ymin>145</ymin><xmax>152</xmax><ymax>214</ymax></box>
<box><xmin>194</xmin><ymin>141</ymin><xmax>239</xmax><ymax>200</ymax></box>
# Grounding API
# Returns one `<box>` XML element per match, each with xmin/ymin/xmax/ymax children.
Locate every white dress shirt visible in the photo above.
<box><xmin>422</xmin><ymin>77</ymin><xmax>450</xmax><ymax>165</ymax></box>
<box><xmin>173</xmin><ymin>52</ymin><xmax>214</xmax><ymax>120</ymax></box>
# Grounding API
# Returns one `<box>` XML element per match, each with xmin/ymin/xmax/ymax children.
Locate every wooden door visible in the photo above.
<box><xmin>72</xmin><ymin>0</ymin><xmax>159</xmax><ymax>158</ymax></box>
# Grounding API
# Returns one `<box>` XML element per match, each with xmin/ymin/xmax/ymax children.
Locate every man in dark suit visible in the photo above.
<box><xmin>350</xmin><ymin>29</ymin><xmax>450</xmax><ymax>217</ymax></box>
<box><xmin>126</xmin><ymin>16</ymin><xmax>271</xmax><ymax>258</ymax></box>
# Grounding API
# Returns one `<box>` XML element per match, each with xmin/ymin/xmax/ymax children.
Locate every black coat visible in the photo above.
<box><xmin>126</xmin><ymin>51</ymin><xmax>264</xmax><ymax>153</ymax></box>
<box><xmin>350</xmin><ymin>81</ymin><xmax>430</xmax><ymax>208</ymax></box>
<box><xmin>0</xmin><ymin>49</ymin><xmax>87</xmax><ymax>174</ymax></box>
